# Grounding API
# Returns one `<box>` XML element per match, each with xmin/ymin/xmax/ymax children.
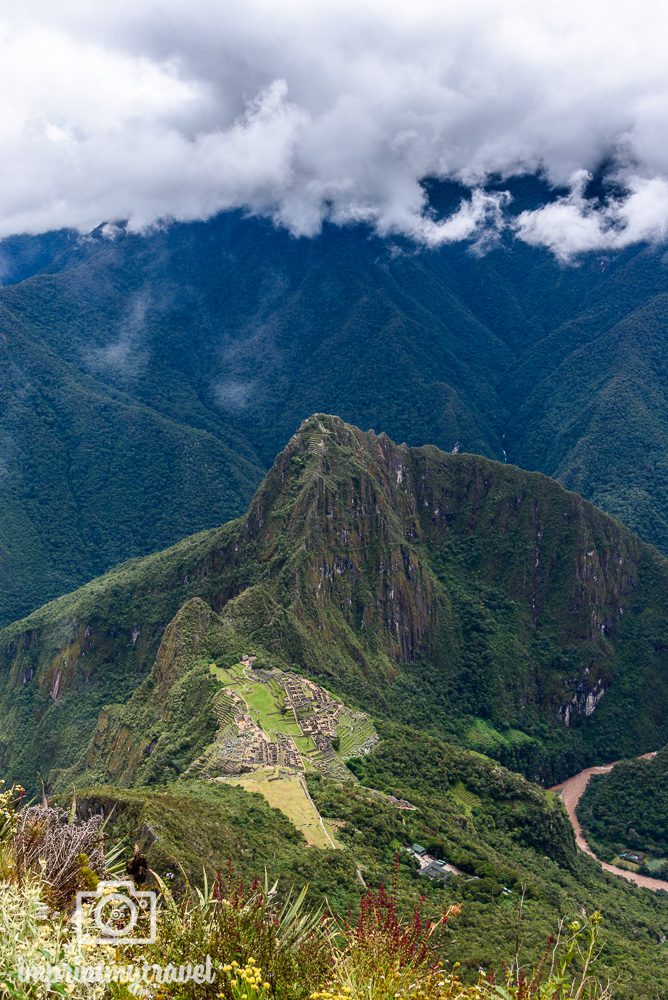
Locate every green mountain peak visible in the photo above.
<box><xmin>1</xmin><ymin>416</ymin><xmax>667</xmax><ymax>795</ymax></box>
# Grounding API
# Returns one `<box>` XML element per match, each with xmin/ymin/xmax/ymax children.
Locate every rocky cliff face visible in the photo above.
<box><xmin>1</xmin><ymin>414</ymin><xmax>667</xmax><ymax>789</ymax></box>
<box><xmin>249</xmin><ymin>416</ymin><xmax>437</xmax><ymax>666</ymax></box>
<box><xmin>244</xmin><ymin>416</ymin><xmax>644</xmax><ymax>699</ymax></box>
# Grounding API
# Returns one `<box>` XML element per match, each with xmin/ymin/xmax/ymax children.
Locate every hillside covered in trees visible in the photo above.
<box><xmin>4</xmin><ymin>199</ymin><xmax>668</xmax><ymax>626</ymax></box>
<box><xmin>578</xmin><ymin>747</ymin><xmax>668</xmax><ymax>881</ymax></box>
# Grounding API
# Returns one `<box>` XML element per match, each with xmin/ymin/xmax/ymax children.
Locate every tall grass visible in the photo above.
<box><xmin>0</xmin><ymin>786</ymin><xmax>610</xmax><ymax>999</ymax></box>
<box><xmin>114</xmin><ymin>865</ymin><xmax>609</xmax><ymax>1000</ymax></box>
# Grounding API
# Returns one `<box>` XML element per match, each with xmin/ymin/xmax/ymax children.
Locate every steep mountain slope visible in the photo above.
<box><xmin>0</xmin><ymin>286</ymin><xmax>264</xmax><ymax>625</ymax></box>
<box><xmin>508</xmin><ymin>281</ymin><xmax>668</xmax><ymax>548</ymax></box>
<box><xmin>2</xmin><ymin>203</ymin><xmax>668</xmax><ymax>626</ymax></box>
<box><xmin>2</xmin><ymin>415</ymin><xmax>667</xmax><ymax>794</ymax></box>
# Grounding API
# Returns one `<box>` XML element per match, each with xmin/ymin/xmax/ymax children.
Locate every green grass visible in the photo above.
<box><xmin>210</xmin><ymin>662</ymin><xmax>246</xmax><ymax>685</ymax></box>
<box><xmin>465</xmin><ymin>719</ymin><xmax>533</xmax><ymax>751</ymax></box>
<box><xmin>450</xmin><ymin>781</ymin><xmax>482</xmax><ymax>814</ymax></box>
<box><xmin>239</xmin><ymin>682</ymin><xmax>301</xmax><ymax>737</ymax></box>
<box><xmin>208</xmin><ymin>662</ymin><xmax>303</xmax><ymax>738</ymax></box>
<box><xmin>612</xmin><ymin>856</ymin><xmax>641</xmax><ymax>872</ymax></box>
<box><xmin>219</xmin><ymin>768</ymin><xmax>339</xmax><ymax>849</ymax></box>
<box><xmin>337</xmin><ymin>710</ymin><xmax>376</xmax><ymax>758</ymax></box>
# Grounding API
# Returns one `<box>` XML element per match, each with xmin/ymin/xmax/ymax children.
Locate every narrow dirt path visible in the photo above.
<box><xmin>550</xmin><ymin>753</ymin><xmax>666</xmax><ymax>893</ymax></box>
<box><xmin>299</xmin><ymin>773</ymin><xmax>338</xmax><ymax>849</ymax></box>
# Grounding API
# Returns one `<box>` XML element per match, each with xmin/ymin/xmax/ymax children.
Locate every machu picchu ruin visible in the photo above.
<box><xmin>185</xmin><ymin>656</ymin><xmax>379</xmax><ymax>842</ymax></box>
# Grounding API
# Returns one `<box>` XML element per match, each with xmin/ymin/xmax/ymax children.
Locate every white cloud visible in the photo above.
<box><xmin>516</xmin><ymin>172</ymin><xmax>668</xmax><ymax>260</ymax></box>
<box><xmin>2</xmin><ymin>1</ymin><xmax>668</xmax><ymax>256</ymax></box>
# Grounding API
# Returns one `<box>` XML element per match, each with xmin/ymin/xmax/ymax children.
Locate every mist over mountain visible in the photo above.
<box><xmin>2</xmin><ymin>202</ymin><xmax>668</xmax><ymax>625</ymax></box>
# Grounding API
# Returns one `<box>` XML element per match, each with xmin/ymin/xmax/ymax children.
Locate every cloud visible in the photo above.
<box><xmin>2</xmin><ymin>1</ymin><xmax>668</xmax><ymax>256</ymax></box>
<box><xmin>213</xmin><ymin>379</ymin><xmax>254</xmax><ymax>412</ymax></box>
<box><xmin>84</xmin><ymin>291</ymin><xmax>151</xmax><ymax>376</ymax></box>
<box><xmin>515</xmin><ymin>171</ymin><xmax>668</xmax><ymax>260</ymax></box>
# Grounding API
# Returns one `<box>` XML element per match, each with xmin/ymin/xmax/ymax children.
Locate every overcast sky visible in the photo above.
<box><xmin>3</xmin><ymin>0</ymin><xmax>668</xmax><ymax>257</ymax></box>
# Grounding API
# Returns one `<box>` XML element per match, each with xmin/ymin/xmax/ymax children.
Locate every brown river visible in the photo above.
<box><xmin>550</xmin><ymin>753</ymin><xmax>667</xmax><ymax>893</ymax></box>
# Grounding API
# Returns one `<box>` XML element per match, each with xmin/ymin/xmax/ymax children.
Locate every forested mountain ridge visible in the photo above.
<box><xmin>2</xmin><ymin>414</ymin><xmax>667</xmax><ymax>791</ymax></box>
<box><xmin>578</xmin><ymin>745</ymin><xmax>668</xmax><ymax>878</ymax></box>
<box><xmin>2</xmin><ymin>414</ymin><xmax>668</xmax><ymax>995</ymax></box>
<box><xmin>2</xmin><ymin>203</ymin><xmax>668</xmax><ymax>626</ymax></box>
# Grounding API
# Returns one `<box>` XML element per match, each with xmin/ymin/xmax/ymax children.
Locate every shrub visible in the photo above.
<box><xmin>312</xmin><ymin>882</ymin><xmax>458</xmax><ymax>1000</ymax></box>
<box><xmin>13</xmin><ymin>805</ymin><xmax>109</xmax><ymax>907</ymax></box>
<box><xmin>314</xmin><ymin>910</ymin><xmax>610</xmax><ymax>1000</ymax></box>
<box><xmin>0</xmin><ymin>876</ymin><xmax>114</xmax><ymax>999</ymax></box>
<box><xmin>120</xmin><ymin>865</ymin><xmax>335</xmax><ymax>999</ymax></box>
<box><xmin>122</xmin><ymin>865</ymin><xmax>610</xmax><ymax>1000</ymax></box>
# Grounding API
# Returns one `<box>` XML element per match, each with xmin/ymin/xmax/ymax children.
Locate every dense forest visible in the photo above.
<box><xmin>4</xmin><ymin>195</ymin><xmax>668</xmax><ymax>626</ymax></box>
<box><xmin>578</xmin><ymin>746</ymin><xmax>668</xmax><ymax>881</ymax></box>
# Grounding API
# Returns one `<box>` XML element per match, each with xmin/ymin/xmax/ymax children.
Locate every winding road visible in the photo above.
<box><xmin>550</xmin><ymin>753</ymin><xmax>667</xmax><ymax>893</ymax></box>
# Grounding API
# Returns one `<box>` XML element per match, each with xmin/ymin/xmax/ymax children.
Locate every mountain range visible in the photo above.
<box><xmin>3</xmin><ymin>187</ymin><xmax>668</xmax><ymax>627</ymax></box>
<box><xmin>1</xmin><ymin>413</ymin><xmax>667</xmax><ymax>993</ymax></box>
<box><xmin>2</xmin><ymin>412</ymin><xmax>668</xmax><ymax>788</ymax></box>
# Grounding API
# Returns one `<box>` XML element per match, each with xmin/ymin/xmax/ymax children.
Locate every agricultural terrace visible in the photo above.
<box><xmin>204</xmin><ymin>659</ymin><xmax>378</xmax><ymax>846</ymax></box>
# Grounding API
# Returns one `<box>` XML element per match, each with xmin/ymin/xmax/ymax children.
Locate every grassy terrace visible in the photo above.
<box><xmin>337</xmin><ymin>709</ymin><xmax>376</xmax><ymax>757</ymax></box>
<box><xmin>294</xmin><ymin>735</ymin><xmax>317</xmax><ymax>756</ymax></box>
<box><xmin>450</xmin><ymin>781</ymin><xmax>482</xmax><ymax>814</ymax></box>
<box><xmin>465</xmin><ymin>718</ymin><xmax>534</xmax><ymax>752</ymax></box>
<box><xmin>210</xmin><ymin>662</ymin><xmax>302</xmax><ymax>738</ymax></box>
